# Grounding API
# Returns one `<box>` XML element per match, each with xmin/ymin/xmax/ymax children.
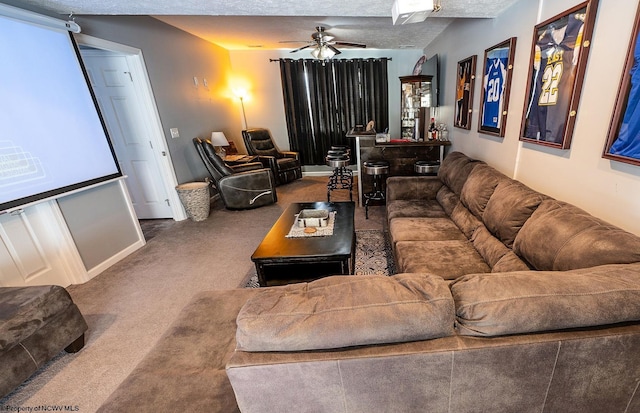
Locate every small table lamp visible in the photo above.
<box><xmin>210</xmin><ymin>132</ymin><xmax>229</xmax><ymax>158</ymax></box>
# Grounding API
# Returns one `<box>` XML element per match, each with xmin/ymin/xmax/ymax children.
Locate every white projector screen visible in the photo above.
<box><xmin>0</xmin><ymin>8</ymin><xmax>121</xmax><ymax>213</ymax></box>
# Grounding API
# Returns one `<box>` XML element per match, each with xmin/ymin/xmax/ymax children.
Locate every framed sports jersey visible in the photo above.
<box><xmin>478</xmin><ymin>38</ymin><xmax>517</xmax><ymax>137</ymax></box>
<box><xmin>520</xmin><ymin>0</ymin><xmax>599</xmax><ymax>149</ymax></box>
<box><xmin>454</xmin><ymin>55</ymin><xmax>476</xmax><ymax>130</ymax></box>
<box><xmin>603</xmin><ymin>2</ymin><xmax>640</xmax><ymax>166</ymax></box>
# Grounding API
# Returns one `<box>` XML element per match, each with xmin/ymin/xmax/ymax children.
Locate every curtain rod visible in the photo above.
<box><xmin>269</xmin><ymin>57</ymin><xmax>392</xmax><ymax>62</ymax></box>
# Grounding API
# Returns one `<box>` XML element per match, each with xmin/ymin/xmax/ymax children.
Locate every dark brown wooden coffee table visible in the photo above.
<box><xmin>251</xmin><ymin>201</ymin><xmax>356</xmax><ymax>286</ymax></box>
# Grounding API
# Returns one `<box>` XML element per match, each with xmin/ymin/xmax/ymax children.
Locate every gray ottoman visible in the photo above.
<box><xmin>0</xmin><ymin>285</ymin><xmax>88</xmax><ymax>398</ymax></box>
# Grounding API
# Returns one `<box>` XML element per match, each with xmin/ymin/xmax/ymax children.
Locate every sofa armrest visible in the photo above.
<box><xmin>236</xmin><ymin>273</ymin><xmax>454</xmax><ymax>352</ymax></box>
<box><xmin>281</xmin><ymin>151</ymin><xmax>299</xmax><ymax>161</ymax></box>
<box><xmin>229</xmin><ymin>162</ymin><xmax>264</xmax><ymax>173</ymax></box>
<box><xmin>386</xmin><ymin>176</ymin><xmax>444</xmax><ymax>202</ymax></box>
<box><xmin>257</xmin><ymin>155</ymin><xmax>277</xmax><ymax>170</ymax></box>
<box><xmin>452</xmin><ymin>262</ymin><xmax>640</xmax><ymax>337</ymax></box>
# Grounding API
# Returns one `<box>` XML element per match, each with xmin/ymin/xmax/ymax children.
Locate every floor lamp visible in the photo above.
<box><xmin>239</xmin><ymin>96</ymin><xmax>248</xmax><ymax>130</ymax></box>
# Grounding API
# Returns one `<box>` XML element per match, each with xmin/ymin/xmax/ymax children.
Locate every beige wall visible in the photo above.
<box><xmin>425</xmin><ymin>0</ymin><xmax>640</xmax><ymax>236</ymax></box>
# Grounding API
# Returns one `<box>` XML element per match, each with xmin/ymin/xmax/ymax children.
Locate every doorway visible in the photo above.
<box><xmin>75</xmin><ymin>34</ymin><xmax>186</xmax><ymax>221</ymax></box>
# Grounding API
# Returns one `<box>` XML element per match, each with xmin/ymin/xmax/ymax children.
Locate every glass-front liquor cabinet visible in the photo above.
<box><xmin>400</xmin><ymin>75</ymin><xmax>433</xmax><ymax>140</ymax></box>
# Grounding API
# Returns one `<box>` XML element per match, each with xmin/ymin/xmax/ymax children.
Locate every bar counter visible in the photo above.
<box><xmin>346</xmin><ymin>133</ymin><xmax>451</xmax><ymax>206</ymax></box>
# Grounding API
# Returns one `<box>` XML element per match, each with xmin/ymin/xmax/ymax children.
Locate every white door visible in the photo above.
<box><xmin>81</xmin><ymin>51</ymin><xmax>173</xmax><ymax>219</ymax></box>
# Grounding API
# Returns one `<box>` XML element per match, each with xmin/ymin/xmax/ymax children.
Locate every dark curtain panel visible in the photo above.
<box><xmin>279</xmin><ymin>58</ymin><xmax>389</xmax><ymax>165</ymax></box>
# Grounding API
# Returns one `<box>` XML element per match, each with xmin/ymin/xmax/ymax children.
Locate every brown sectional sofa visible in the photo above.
<box><xmin>387</xmin><ymin>151</ymin><xmax>640</xmax><ymax>278</ymax></box>
<box><xmin>99</xmin><ymin>151</ymin><xmax>640</xmax><ymax>412</ymax></box>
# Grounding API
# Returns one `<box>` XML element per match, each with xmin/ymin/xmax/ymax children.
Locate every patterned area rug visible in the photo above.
<box><xmin>244</xmin><ymin>229</ymin><xmax>396</xmax><ymax>288</ymax></box>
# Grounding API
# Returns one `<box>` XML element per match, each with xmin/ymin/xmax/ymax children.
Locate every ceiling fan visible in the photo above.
<box><xmin>280</xmin><ymin>26</ymin><xmax>366</xmax><ymax>60</ymax></box>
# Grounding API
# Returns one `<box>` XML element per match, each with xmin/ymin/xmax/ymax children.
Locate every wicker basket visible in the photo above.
<box><xmin>176</xmin><ymin>182</ymin><xmax>210</xmax><ymax>221</ymax></box>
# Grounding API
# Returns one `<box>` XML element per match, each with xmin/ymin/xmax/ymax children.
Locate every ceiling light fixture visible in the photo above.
<box><xmin>392</xmin><ymin>0</ymin><xmax>435</xmax><ymax>25</ymax></box>
<box><xmin>310</xmin><ymin>45</ymin><xmax>336</xmax><ymax>60</ymax></box>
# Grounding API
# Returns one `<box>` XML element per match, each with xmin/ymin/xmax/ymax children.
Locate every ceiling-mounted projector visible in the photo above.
<box><xmin>392</xmin><ymin>0</ymin><xmax>434</xmax><ymax>25</ymax></box>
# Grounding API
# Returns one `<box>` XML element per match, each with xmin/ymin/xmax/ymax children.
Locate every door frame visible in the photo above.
<box><xmin>75</xmin><ymin>34</ymin><xmax>187</xmax><ymax>221</ymax></box>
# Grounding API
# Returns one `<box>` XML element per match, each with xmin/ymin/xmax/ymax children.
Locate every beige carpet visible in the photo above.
<box><xmin>0</xmin><ymin>176</ymin><xmax>385</xmax><ymax>412</ymax></box>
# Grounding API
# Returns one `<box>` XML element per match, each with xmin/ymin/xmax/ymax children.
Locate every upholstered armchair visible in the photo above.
<box><xmin>193</xmin><ymin>138</ymin><xmax>277</xmax><ymax>210</ymax></box>
<box><xmin>241</xmin><ymin>128</ymin><xmax>302</xmax><ymax>186</ymax></box>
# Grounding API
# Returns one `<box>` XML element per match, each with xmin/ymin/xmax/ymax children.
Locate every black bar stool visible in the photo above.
<box><xmin>326</xmin><ymin>146</ymin><xmax>353</xmax><ymax>202</ymax></box>
<box><xmin>363</xmin><ymin>160</ymin><xmax>389</xmax><ymax>219</ymax></box>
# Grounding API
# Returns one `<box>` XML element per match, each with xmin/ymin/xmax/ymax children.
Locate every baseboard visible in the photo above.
<box><xmin>85</xmin><ymin>239</ymin><xmax>146</xmax><ymax>281</ymax></box>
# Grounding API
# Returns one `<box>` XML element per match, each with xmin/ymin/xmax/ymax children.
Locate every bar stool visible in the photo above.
<box><xmin>363</xmin><ymin>160</ymin><xmax>389</xmax><ymax>219</ymax></box>
<box><xmin>414</xmin><ymin>160</ymin><xmax>440</xmax><ymax>176</ymax></box>
<box><xmin>326</xmin><ymin>146</ymin><xmax>353</xmax><ymax>202</ymax></box>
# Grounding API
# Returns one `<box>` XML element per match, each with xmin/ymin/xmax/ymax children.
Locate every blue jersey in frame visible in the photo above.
<box><xmin>482</xmin><ymin>47</ymin><xmax>509</xmax><ymax>129</ymax></box>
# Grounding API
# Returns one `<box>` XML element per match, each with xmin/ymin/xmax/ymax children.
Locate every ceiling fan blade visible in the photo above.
<box><xmin>333</xmin><ymin>41</ymin><xmax>367</xmax><ymax>48</ymax></box>
<box><xmin>327</xmin><ymin>44</ymin><xmax>341</xmax><ymax>55</ymax></box>
<box><xmin>278</xmin><ymin>40</ymin><xmax>310</xmax><ymax>44</ymax></box>
<box><xmin>290</xmin><ymin>44</ymin><xmax>313</xmax><ymax>53</ymax></box>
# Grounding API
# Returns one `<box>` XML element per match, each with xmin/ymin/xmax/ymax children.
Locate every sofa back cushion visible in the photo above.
<box><xmin>438</xmin><ymin>152</ymin><xmax>484</xmax><ymax>196</ymax></box>
<box><xmin>436</xmin><ymin>185</ymin><xmax>460</xmax><ymax>217</ymax></box>
<box><xmin>471</xmin><ymin>226</ymin><xmax>530</xmax><ymax>272</ymax></box>
<box><xmin>483</xmin><ymin>180</ymin><xmax>548</xmax><ymax>248</ymax></box>
<box><xmin>514</xmin><ymin>199</ymin><xmax>640</xmax><ymax>270</ymax></box>
<box><xmin>236</xmin><ymin>273</ymin><xmax>455</xmax><ymax>352</ymax></box>
<box><xmin>460</xmin><ymin>164</ymin><xmax>510</xmax><ymax>219</ymax></box>
<box><xmin>449</xmin><ymin>202</ymin><xmax>483</xmax><ymax>239</ymax></box>
<box><xmin>452</xmin><ymin>263</ymin><xmax>640</xmax><ymax>336</ymax></box>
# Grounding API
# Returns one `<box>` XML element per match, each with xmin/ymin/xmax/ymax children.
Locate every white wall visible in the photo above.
<box><xmin>229</xmin><ymin>49</ymin><xmax>425</xmax><ymax>151</ymax></box>
<box><xmin>425</xmin><ymin>0</ymin><xmax>640</xmax><ymax>236</ymax></box>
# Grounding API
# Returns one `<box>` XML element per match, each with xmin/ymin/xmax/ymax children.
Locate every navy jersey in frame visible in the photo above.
<box><xmin>523</xmin><ymin>13</ymin><xmax>585</xmax><ymax>143</ymax></box>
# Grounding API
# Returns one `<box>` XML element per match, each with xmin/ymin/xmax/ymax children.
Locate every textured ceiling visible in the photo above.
<box><xmin>17</xmin><ymin>0</ymin><xmax>520</xmax><ymax>50</ymax></box>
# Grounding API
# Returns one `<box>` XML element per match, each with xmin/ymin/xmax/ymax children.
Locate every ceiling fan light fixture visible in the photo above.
<box><xmin>311</xmin><ymin>45</ymin><xmax>336</xmax><ymax>60</ymax></box>
<box><xmin>392</xmin><ymin>0</ymin><xmax>434</xmax><ymax>25</ymax></box>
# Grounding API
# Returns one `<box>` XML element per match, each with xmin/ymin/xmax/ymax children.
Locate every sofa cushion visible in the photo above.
<box><xmin>514</xmin><ymin>199</ymin><xmax>640</xmax><ymax>270</ymax></box>
<box><xmin>452</xmin><ymin>263</ymin><xmax>640</xmax><ymax>336</ymax></box>
<box><xmin>492</xmin><ymin>252</ymin><xmax>531</xmax><ymax>272</ymax></box>
<box><xmin>386</xmin><ymin>176</ymin><xmax>444</xmax><ymax>202</ymax></box>
<box><xmin>438</xmin><ymin>152</ymin><xmax>484</xmax><ymax>196</ymax></box>
<box><xmin>449</xmin><ymin>202</ymin><xmax>483</xmax><ymax>239</ymax></box>
<box><xmin>0</xmin><ymin>286</ymin><xmax>74</xmax><ymax>352</ymax></box>
<box><xmin>483</xmin><ymin>180</ymin><xmax>547</xmax><ymax>248</ymax></box>
<box><xmin>389</xmin><ymin>218</ymin><xmax>466</xmax><ymax>243</ymax></box>
<box><xmin>235</xmin><ymin>274</ymin><xmax>455</xmax><ymax>352</ymax></box>
<box><xmin>387</xmin><ymin>200</ymin><xmax>447</xmax><ymax>221</ymax></box>
<box><xmin>471</xmin><ymin>226</ymin><xmax>529</xmax><ymax>272</ymax></box>
<box><xmin>395</xmin><ymin>240</ymin><xmax>491</xmax><ymax>279</ymax></box>
<box><xmin>460</xmin><ymin>164</ymin><xmax>510</xmax><ymax>219</ymax></box>
<box><xmin>435</xmin><ymin>185</ymin><xmax>460</xmax><ymax>216</ymax></box>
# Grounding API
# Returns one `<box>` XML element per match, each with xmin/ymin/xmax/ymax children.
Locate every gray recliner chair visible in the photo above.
<box><xmin>193</xmin><ymin>138</ymin><xmax>277</xmax><ymax>210</ymax></box>
<box><xmin>241</xmin><ymin>128</ymin><xmax>302</xmax><ymax>186</ymax></box>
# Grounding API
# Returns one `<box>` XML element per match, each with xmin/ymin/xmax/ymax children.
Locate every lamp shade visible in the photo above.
<box><xmin>210</xmin><ymin>131</ymin><xmax>229</xmax><ymax>147</ymax></box>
